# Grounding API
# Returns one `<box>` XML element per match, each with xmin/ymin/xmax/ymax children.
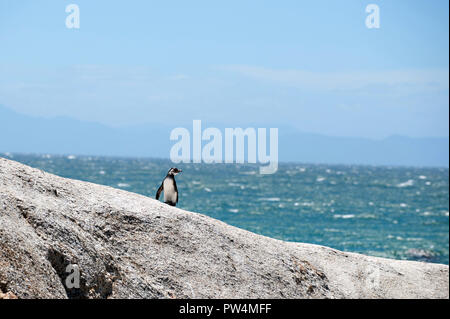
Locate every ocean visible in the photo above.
<box><xmin>2</xmin><ymin>153</ymin><xmax>449</xmax><ymax>265</ymax></box>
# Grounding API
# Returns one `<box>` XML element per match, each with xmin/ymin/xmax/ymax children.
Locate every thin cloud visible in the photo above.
<box><xmin>218</xmin><ymin>65</ymin><xmax>449</xmax><ymax>91</ymax></box>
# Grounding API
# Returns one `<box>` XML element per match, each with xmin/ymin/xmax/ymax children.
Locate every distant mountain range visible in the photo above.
<box><xmin>1</xmin><ymin>105</ymin><xmax>448</xmax><ymax>167</ymax></box>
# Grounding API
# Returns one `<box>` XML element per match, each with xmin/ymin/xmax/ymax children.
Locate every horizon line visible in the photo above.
<box><xmin>1</xmin><ymin>152</ymin><xmax>448</xmax><ymax>170</ymax></box>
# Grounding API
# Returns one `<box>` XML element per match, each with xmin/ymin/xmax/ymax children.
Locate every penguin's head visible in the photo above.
<box><xmin>168</xmin><ymin>167</ymin><xmax>182</xmax><ymax>176</ymax></box>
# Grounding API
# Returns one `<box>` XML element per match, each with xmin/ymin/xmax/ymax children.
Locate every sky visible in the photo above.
<box><xmin>0</xmin><ymin>0</ymin><xmax>448</xmax><ymax>139</ymax></box>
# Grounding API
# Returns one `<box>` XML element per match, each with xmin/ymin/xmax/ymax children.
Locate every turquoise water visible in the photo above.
<box><xmin>3</xmin><ymin>153</ymin><xmax>449</xmax><ymax>265</ymax></box>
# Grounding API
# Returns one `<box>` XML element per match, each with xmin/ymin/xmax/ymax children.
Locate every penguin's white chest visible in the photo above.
<box><xmin>163</xmin><ymin>178</ymin><xmax>177</xmax><ymax>203</ymax></box>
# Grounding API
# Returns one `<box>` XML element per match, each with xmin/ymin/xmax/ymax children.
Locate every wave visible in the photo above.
<box><xmin>258</xmin><ymin>197</ymin><xmax>281</xmax><ymax>202</ymax></box>
<box><xmin>117</xmin><ymin>183</ymin><xmax>130</xmax><ymax>188</ymax></box>
<box><xmin>396</xmin><ymin>179</ymin><xmax>414</xmax><ymax>188</ymax></box>
<box><xmin>333</xmin><ymin>214</ymin><xmax>355</xmax><ymax>219</ymax></box>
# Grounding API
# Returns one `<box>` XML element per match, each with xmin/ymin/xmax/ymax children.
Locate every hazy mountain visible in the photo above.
<box><xmin>278</xmin><ymin>132</ymin><xmax>449</xmax><ymax>167</ymax></box>
<box><xmin>0</xmin><ymin>105</ymin><xmax>172</xmax><ymax>158</ymax></box>
<box><xmin>1</xmin><ymin>105</ymin><xmax>448</xmax><ymax>167</ymax></box>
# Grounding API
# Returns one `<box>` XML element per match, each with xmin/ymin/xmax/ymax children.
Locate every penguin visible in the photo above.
<box><xmin>156</xmin><ymin>168</ymin><xmax>182</xmax><ymax>206</ymax></box>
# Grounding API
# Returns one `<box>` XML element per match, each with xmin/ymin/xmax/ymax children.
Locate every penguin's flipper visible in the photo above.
<box><xmin>156</xmin><ymin>183</ymin><xmax>163</xmax><ymax>200</ymax></box>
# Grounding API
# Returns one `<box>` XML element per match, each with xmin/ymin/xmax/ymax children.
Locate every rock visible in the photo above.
<box><xmin>405</xmin><ymin>249</ymin><xmax>437</xmax><ymax>263</ymax></box>
<box><xmin>0</xmin><ymin>157</ymin><xmax>448</xmax><ymax>299</ymax></box>
<box><xmin>0</xmin><ymin>291</ymin><xmax>18</xmax><ymax>299</ymax></box>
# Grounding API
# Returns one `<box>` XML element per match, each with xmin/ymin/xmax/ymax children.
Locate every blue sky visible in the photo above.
<box><xmin>0</xmin><ymin>0</ymin><xmax>448</xmax><ymax>138</ymax></box>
